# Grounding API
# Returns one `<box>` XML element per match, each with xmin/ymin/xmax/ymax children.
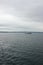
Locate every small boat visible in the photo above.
<box><xmin>25</xmin><ymin>32</ymin><xmax>32</xmax><ymax>34</ymax></box>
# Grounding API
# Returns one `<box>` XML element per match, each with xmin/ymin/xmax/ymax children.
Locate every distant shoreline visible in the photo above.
<box><xmin>0</xmin><ymin>31</ymin><xmax>43</xmax><ymax>33</ymax></box>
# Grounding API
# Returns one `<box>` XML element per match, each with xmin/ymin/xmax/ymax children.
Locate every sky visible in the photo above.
<box><xmin>0</xmin><ymin>0</ymin><xmax>43</xmax><ymax>32</ymax></box>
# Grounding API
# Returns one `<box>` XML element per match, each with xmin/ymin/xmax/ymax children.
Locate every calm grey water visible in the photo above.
<box><xmin>0</xmin><ymin>33</ymin><xmax>43</xmax><ymax>65</ymax></box>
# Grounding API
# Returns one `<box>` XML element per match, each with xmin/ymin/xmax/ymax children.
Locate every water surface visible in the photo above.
<box><xmin>0</xmin><ymin>33</ymin><xmax>43</xmax><ymax>65</ymax></box>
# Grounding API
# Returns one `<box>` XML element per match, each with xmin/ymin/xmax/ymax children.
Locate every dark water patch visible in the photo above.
<box><xmin>0</xmin><ymin>33</ymin><xmax>43</xmax><ymax>65</ymax></box>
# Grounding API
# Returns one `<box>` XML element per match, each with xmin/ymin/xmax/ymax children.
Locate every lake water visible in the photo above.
<box><xmin>0</xmin><ymin>33</ymin><xmax>43</xmax><ymax>65</ymax></box>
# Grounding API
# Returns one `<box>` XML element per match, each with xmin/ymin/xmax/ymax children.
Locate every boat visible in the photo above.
<box><xmin>25</xmin><ymin>32</ymin><xmax>32</xmax><ymax>34</ymax></box>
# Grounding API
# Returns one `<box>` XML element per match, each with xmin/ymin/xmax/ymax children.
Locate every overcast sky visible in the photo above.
<box><xmin>0</xmin><ymin>0</ymin><xmax>43</xmax><ymax>32</ymax></box>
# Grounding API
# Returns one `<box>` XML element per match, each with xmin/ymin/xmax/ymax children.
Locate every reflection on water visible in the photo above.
<box><xmin>0</xmin><ymin>33</ymin><xmax>43</xmax><ymax>65</ymax></box>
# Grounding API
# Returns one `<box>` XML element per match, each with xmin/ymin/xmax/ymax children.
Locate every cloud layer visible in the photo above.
<box><xmin>0</xmin><ymin>0</ymin><xmax>43</xmax><ymax>32</ymax></box>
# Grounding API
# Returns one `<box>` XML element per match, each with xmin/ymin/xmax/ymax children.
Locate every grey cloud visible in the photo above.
<box><xmin>0</xmin><ymin>0</ymin><xmax>43</xmax><ymax>31</ymax></box>
<box><xmin>0</xmin><ymin>0</ymin><xmax>43</xmax><ymax>19</ymax></box>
